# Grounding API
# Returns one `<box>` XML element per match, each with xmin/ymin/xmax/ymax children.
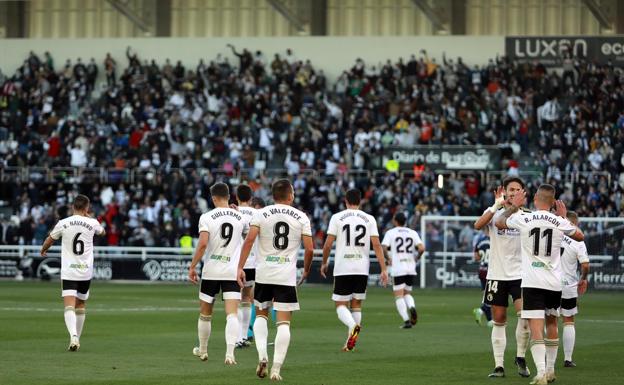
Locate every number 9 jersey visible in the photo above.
<box><xmin>198</xmin><ymin>207</ymin><xmax>248</xmax><ymax>281</ymax></box>
<box><xmin>50</xmin><ymin>215</ymin><xmax>105</xmax><ymax>281</ymax></box>
<box><xmin>251</xmin><ymin>203</ymin><xmax>312</xmax><ymax>287</ymax></box>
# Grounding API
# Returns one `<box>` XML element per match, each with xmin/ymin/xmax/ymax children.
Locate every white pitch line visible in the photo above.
<box><xmin>580</xmin><ymin>319</ymin><xmax>624</xmax><ymax>324</ymax></box>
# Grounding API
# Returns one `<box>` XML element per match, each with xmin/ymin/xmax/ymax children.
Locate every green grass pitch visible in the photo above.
<box><xmin>1</xmin><ymin>281</ymin><xmax>623</xmax><ymax>385</ymax></box>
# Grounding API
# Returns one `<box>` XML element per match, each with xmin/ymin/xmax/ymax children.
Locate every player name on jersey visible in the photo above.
<box><xmin>520</xmin><ymin>213</ymin><xmax>563</xmax><ymax>226</ymax></box>
<box><xmin>67</xmin><ymin>220</ymin><xmax>96</xmax><ymax>231</ymax></box>
<box><xmin>262</xmin><ymin>207</ymin><xmax>303</xmax><ymax>220</ymax></box>
<box><xmin>210</xmin><ymin>211</ymin><xmax>242</xmax><ymax>221</ymax></box>
<box><xmin>338</xmin><ymin>211</ymin><xmax>372</xmax><ymax>223</ymax></box>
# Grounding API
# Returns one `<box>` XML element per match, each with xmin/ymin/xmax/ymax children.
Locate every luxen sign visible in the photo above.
<box><xmin>506</xmin><ymin>36</ymin><xmax>624</xmax><ymax>66</ymax></box>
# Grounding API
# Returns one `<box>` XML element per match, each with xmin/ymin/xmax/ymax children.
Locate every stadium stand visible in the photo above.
<box><xmin>1</xmin><ymin>48</ymin><xmax>623</xmax><ymax>247</ymax></box>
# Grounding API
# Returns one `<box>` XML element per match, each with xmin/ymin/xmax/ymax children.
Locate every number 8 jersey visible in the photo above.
<box><xmin>50</xmin><ymin>215</ymin><xmax>105</xmax><ymax>281</ymax></box>
<box><xmin>251</xmin><ymin>204</ymin><xmax>312</xmax><ymax>286</ymax></box>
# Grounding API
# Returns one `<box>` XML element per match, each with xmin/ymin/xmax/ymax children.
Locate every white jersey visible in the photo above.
<box><xmin>251</xmin><ymin>204</ymin><xmax>312</xmax><ymax>286</ymax></box>
<box><xmin>560</xmin><ymin>236</ymin><xmax>589</xmax><ymax>298</ymax></box>
<box><xmin>327</xmin><ymin>209</ymin><xmax>380</xmax><ymax>276</ymax></box>
<box><xmin>486</xmin><ymin>208</ymin><xmax>522</xmax><ymax>281</ymax></box>
<box><xmin>382</xmin><ymin>226</ymin><xmax>423</xmax><ymax>277</ymax></box>
<box><xmin>49</xmin><ymin>215</ymin><xmax>104</xmax><ymax>281</ymax></box>
<box><xmin>506</xmin><ymin>210</ymin><xmax>577</xmax><ymax>292</ymax></box>
<box><xmin>198</xmin><ymin>207</ymin><xmax>247</xmax><ymax>281</ymax></box>
<box><xmin>239</xmin><ymin>206</ymin><xmax>258</xmax><ymax>269</ymax></box>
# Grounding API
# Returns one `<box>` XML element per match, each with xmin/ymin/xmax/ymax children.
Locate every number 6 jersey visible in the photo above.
<box><xmin>251</xmin><ymin>204</ymin><xmax>312</xmax><ymax>287</ymax></box>
<box><xmin>50</xmin><ymin>215</ymin><xmax>105</xmax><ymax>281</ymax></box>
<box><xmin>505</xmin><ymin>210</ymin><xmax>577</xmax><ymax>291</ymax></box>
<box><xmin>198</xmin><ymin>207</ymin><xmax>248</xmax><ymax>280</ymax></box>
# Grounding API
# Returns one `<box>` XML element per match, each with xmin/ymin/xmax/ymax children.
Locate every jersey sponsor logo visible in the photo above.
<box><xmin>209</xmin><ymin>254</ymin><xmax>231</xmax><ymax>263</ymax></box>
<box><xmin>532</xmin><ymin>261</ymin><xmax>546</xmax><ymax>268</ymax></box>
<box><xmin>343</xmin><ymin>253</ymin><xmax>363</xmax><ymax>260</ymax></box>
<box><xmin>69</xmin><ymin>263</ymin><xmax>89</xmax><ymax>269</ymax></box>
<box><xmin>265</xmin><ymin>255</ymin><xmax>291</xmax><ymax>264</ymax></box>
<box><xmin>496</xmin><ymin>228</ymin><xmax>519</xmax><ymax>236</ymax></box>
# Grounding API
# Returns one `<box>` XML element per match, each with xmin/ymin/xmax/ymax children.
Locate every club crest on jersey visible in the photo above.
<box><xmin>266</xmin><ymin>255</ymin><xmax>290</xmax><ymax>264</ymax></box>
<box><xmin>209</xmin><ymin>254</ymin><xmax>230</xmax><ymax>263</ymax></box>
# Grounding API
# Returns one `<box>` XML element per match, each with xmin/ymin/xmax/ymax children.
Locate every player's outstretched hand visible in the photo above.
<box><xmin>297</xmin><ymin>270</ymin><xmax>309</xmax><ymax>286</ymax></box>
<box><xmin>188</xmin><ymin>266</ymin><xmax>199</xmax><ymax>284</ymax></box>
<box><xmin>554</xmin><ymin>200</ymin><xmax>567</xmax><ymax>218</ymax></box>
<box><xmin>510</xmin><ymin>189</ymin><xmax>526</xmax><ymax>208</ymax></box>
<box><xmin>379</xmin><ymin>270</ymin><xmax>389</xmax><ymax>287</ymax></box>
<box><xmin>237</xmin><ymin>268</ymin><xmax>246</xmax><ymax>288</ymax></box>
<box><xmin>578</xmin><ymin>279</ymin><xmax>588</xmax><ymax>295</ymax></box>
<box><xmin>320</xmin><ymin>263</ymin><xmax>328</xmax><ymax>279</ymax></box>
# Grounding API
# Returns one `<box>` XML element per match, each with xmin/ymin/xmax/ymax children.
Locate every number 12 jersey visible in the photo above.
<box><xmin>327</xmin><ymin>209</ymin><xmax>380</xmax><ymax>276</ymax></box>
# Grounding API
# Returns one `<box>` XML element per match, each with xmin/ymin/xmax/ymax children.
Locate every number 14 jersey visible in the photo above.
<box><xmin>251</xmin><ymin>204</ymin><xmax>312</xmax><ymax>286</ymax></box>
<box><xmin>328</xmin><ymin>209</ymin><xmax>379</xmax><ymax>276</ymax></box>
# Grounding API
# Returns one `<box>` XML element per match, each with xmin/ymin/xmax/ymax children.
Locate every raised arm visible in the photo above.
<box><xmin>474</xmin><ymin>186</ymin><xmax>505</xmax><ymax>230</ymax></box>
<box><xmin>320</xmin><ymin>234</ymin><xmax>336</xmax><ymax>278</ymax></box>
<box><xmin>188</xmin><ymin>231</ymin><xmax>209</xmax><ymax>284</ymax></box>
<box><xmin>495</xmin><ymin>189</ymin><xmax>525</xmax><ymax>230</ymax></box>
<box><xmin>371</xmin><ymin>236</ymin><xmax>388</xmax><ymax>287</ymax></box>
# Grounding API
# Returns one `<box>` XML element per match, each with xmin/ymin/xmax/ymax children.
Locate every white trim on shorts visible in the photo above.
<box><xmin>521</xmin><ymin>309</ymin><xmax>545</xmax><ymax>319</ymax></box>
<box><xmin>62</xmin><ymin>290</ymin><xmax>90</xmax><ymax>301</ymax></box>
<box><xmin>199</xmin><ymin>292</ymin><xmax>215</xmax><ymax>304</ymax></box>
<box><xmin>223</xmin><ymin>292</ymin><xmax>242</xmax><ymax>300</ymax></box>
<box><xmin>545</xmin><ymin>307</ymin><xmax>560</xmax><ymax>317</ymax></box>
<box><xmin>243</xmin><ymin>280</ymin><xmax>255</xmax><ymax>288</ymax></box>
<box><xmin>560</xmin><ymin>307</ymin><xmax>578</xmax><ymax>317</ymax></box>
<box><xmin>392</xmin><ymin>283</ymin><xmax>412</xmax><ymax>291</ymax></box>
<box><xmin>353</xmin><ymin>293</ymin><xmax>366</xmax><ymax>300</ymax></box>
<box><xmin>273</xmin><ymin>301</ymin><xmax>300</xmax><ymax>311</ymax></box>
<box><xmin>332</xmin><ymin>294</ymin><xmax>353</xmax><ymax>301</ymax></box>
<box><xmin>254</xmin><ymin>300</ymin><xmax>272</xmax><ymax>310</ymax></box>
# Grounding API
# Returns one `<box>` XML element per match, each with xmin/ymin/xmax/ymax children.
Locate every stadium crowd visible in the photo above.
<box><xmin>0</xmin><ymin>46</ymin><xmax>623</xmax><ymax>248</ymax></box>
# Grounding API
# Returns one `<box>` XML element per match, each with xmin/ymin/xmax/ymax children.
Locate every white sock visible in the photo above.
<box><xmin>491</xmin><ymin>322</ymin><xmax>507</xmax><ymax>368</ymax></box>
<box><xmin>395</xmin><ymin>297</ymin><xmax>409</xmax><ymax>321</ymax></box>
<box><xmin>530</xmin><ymin>340</ymin><xmax>546</xmax><ymax>376</ymax></box>
<box><xmin>225</xmin><ymin>313</ymin><xmax>239</xmax><ymax>358</ymax></box>
<box><xmin>64</xmin><ymin>306</ymin><xmax>77</xmax><ymax>337</ymax></box>
<box><xmin>273</xmin><ymin>322</ymin><xmax>291</xmax><ymax>369</ymax></box>
<box><xmin>352</xmin><ymin>309</ymin><xmax>362</xmax><ymax>325</ymax></box>
<box><xmin>197</xmin><ymin>314</ymin><xmax>212</xmax><ymax>354</ymax></box>
<box><xmin>253</xmin><ymin>315</ymin><xmax>269</xmax><ymax>361</ymax></box>
<box><xmin>404</xmin><ymin>294</ymin><xmax>416</xmax><ymax>309</ymax></box>
<box><xmin>336</xmin><ymin>305</ymin><xmax>356</xmax><ymax>330</ymax></box>
<box><xmin>238</xmin><ymin>303</ymin><xmax>252</xmax><ymax>342</ymax></box>
<box><xmin>515</xmin><ymin>316</ymin><xmax>530</xmax><ymax>358</ymax></box>
<box><xmin>545</xmin><ymin>338</ymin><xmax>558</xmax><ymax>372</ymax></box>
<box><xmin>563</xmin><ymin>323</ymin><xmax>575</xmax><ymax>361</ymax></box>
<box><xmin>75</xmin><ymin>308</ymin><xmax>86</xmax><ymax>338</ymax></box>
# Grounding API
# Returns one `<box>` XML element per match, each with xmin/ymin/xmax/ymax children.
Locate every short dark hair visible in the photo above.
<box><xmin>251</xmin><ymin>197</ymin><xmax>266</xmax><ymax>209</ymax></box>
<box><xmin>236</xmin><ymin>184</ymin><xmax>253</xmax><ymax>203</ymax></box>
<box><xmin>566</xmin><ymin>210</ymin><xmax>578</xmax><ymax>223</ymax></box>
<box><xmin>394</xmin><ymin>212</ymin><xmax>407</xmax><ymax>226</ymax></box>
<box><xmin>272</xmin><ymin>179</ymin><xmax>293</xmax><ymax>201</ymax></box>
<box><xmin>210</xmin><ymin>182</ymin><xmax>230</xmax><ymax>199</ymax></box>
<box><xmin>345</xmin><ymin>189</ymin><xmax>361</xmax><ymax>205</ymax></box>
<box><xmin>73</xmin><ymin>195</ymin><xmax>90</xmax><ymax>211</ymax></box>
<box><xmin>503</xmin><ymin>176</ymin><xmax>525</xmax><ymax>190</ymax></box>
<box><xmin>537</xmin><ymin>183</ymin><xmax>556</xmax><ymax>195</ymax></box>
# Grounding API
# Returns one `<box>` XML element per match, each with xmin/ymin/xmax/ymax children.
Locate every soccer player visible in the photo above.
<box><xmin>40</xmin><ymin>195</ymin><xmax>105</xmax><ymax>351</ymax></box>
<box><xmin>472</xmin><ymin>227</ymin><xmax>493</xmax><ymax>327</ymax></box>
<box><xmin>474</xmin><ymin>177</ymin><xmax>531</xmax><ymax>378</ymax></box>
<box><xmin>320</xmin><ymin>189</ymin><xmax>389</xmax><ymax>350</ymax></box>
<box><xmin>189</xmin><ymin>182</ymin><xmax>247</xmax><ymax>365</ymax></box>
<box><xmin>496</xmin><ymin>184</ymin><xmax>584</xmax><ymax>385</ymax></box>
<box><xmin>235</xmin><ymin>184</ymin><xmax>257</xmax><ymax>348</ymax></box>
<box><xmin>237</xmin><ymin>179</ymin><xmax>314</xmax><ymax>381</ymax></box>
<box><xmin>559</xmin><ymin>211</ymin><xmax>590</xmax><ymax>368</ymax></box>
<box><xmin>381</xmin><ymin>212</ymin><xmax>423</xmax><ymax>329</ymax></box>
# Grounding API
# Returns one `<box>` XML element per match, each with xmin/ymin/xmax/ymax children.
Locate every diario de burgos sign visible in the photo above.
<box><xmin>383</xmin><ymin>146</ymin><xmax>500</xmax><ymax>170</ymax></box>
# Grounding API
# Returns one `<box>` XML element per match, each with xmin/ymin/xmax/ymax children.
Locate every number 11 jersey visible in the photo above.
<box><xmin>251</xmin><ymin>204</ymin><xmax>312</xmax><ymax>286</ymax></box>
